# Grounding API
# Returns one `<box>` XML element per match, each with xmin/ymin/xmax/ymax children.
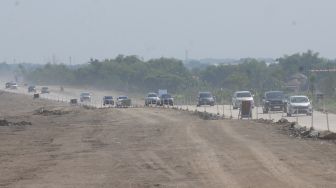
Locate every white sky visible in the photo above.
<box><xmin>0</xmin><ymin>0</ymin><xmax>335</xmax><ymax>64</ymax></box>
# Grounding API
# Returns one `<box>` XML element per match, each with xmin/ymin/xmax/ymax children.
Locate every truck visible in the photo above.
<box><xmin>158</xmin><ymin>89</ymin><xmax>168</xmax><ymax>97</ymax></box>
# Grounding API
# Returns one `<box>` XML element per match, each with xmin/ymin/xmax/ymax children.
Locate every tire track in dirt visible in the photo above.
<box><xmin>186</xmin><ymin>124</ymin><xmax>241</xmax><ymax>188</ymax></box>
<box><xmin>216</xmin><ymin>121</ymin><xmax>314</xmax><ymax>188</ymax></box>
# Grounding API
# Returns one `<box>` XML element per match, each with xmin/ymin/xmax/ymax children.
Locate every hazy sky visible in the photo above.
<box><xmin>1</xmin><ymin>0</ymin><xmax>335</xmax><ymax>64</ymax></box>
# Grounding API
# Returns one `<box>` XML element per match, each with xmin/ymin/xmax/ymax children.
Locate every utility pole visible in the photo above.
<box><xmin>69</xmin><ymin>56</ymin><xmax>72</xmax><ymax>65</ymax></box>
<box><xmin>52</xmin><ymin>54</ymin><xmax>56</xmax><ymax>64</ymax></box>
<box><xmin>185</xmin><ymin>50</ymin><xmax>189</xmax><ymax>64</ymax></box>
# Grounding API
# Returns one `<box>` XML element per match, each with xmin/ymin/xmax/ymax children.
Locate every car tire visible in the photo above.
<box><xmin>287</xmin><ymin>113</ymin><xmax>292</xmax><ymax>117</ymax></box>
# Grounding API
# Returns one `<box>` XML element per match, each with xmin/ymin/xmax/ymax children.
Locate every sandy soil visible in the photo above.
<box><xmin>1</xmin><ymin>91</ymin><xmax>336</xmax><ymax>188</ymax></box>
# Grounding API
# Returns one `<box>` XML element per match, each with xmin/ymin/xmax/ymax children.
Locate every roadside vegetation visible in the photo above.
<box><xmin>8</xmin><ymin>50</ymin><xmax>336</xmax><ymax>106</ymax></box>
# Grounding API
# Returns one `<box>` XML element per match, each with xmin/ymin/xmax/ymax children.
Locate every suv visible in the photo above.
<box><xmin>103</xmin><ymin>96</ymin><xmax>114</xmax><ymax>106</ymax></box>
<box><xmin>197</xmin><ymin>92</ymin><xmax>215</xmax><ymax>106</ymax></box>
<box><xmin>5</xmin><ymin>82</ymin><xmax>12</xmax><ymax>89</ymax></box>
<box><xmin>9</xmin><ymin>83</ymin><xmax>18</xmax><ymax>89</ymax></box>
<box><xmin>262</xmin><ymin>91</ymin><xmax>285</xmax><ymax>113</ymax></box>
<box><xmin>286</xmin><ymin>96</ymin><xmax>312</xmax><ymax>116</ymax></box>
<box><xmin>159</xmin><ymin>94</ymin><xmax>174</xmax><ymax>106</ymax></box>
<box><xmin>28</xmin><ymin>86</ymin><xmax>36</xmax><ymax>93</ymax></box>
<box><xmin>116</xmin><ymin>96</ymin><xmax>131</xmax><ymax>107</ymax></box>
<box><xmin>80</xmin><ymin>92</ymin><xmax>91</xmax><ymax>102</ymax></box>
<box><xmin>232</xmin><ymin>91</ymin><xmax>254</xmax><ymax>109</ymax></box>
<box><xmin>145</xmin><ymin>93</ymin><xmax>160</xmax><ymax>106</ymax></box>
<box><xmin>41</xmin><ymin>87</ymin><xmax>50</xmax><ymax>94</ymax></box>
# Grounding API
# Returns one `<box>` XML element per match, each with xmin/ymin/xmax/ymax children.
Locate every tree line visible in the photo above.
<box><xmin>20</xmin><ymin>51</ymin><xmax>336</xmax><ymax>100</ymax></box>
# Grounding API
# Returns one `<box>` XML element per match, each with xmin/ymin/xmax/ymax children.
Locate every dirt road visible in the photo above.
<box><xmin>1</xmin><ymin>80</ymin><xmax>335</xmax><ymax>133</ymax></box>
<box><xmin>1</xmin><ymin>92</ymin><xmax>336</xmax><ymax>187</ymax></box>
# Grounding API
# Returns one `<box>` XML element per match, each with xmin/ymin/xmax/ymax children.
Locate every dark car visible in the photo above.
<box><xmin>262</xmin><ymin>91</ymin><xmax>285</xmax><ymax>113</ymax></box>
<box><xmin>116</xmin><ymin>96</ymin><xmax>132</xmax><ymax>107</ymax></box>
<box><xmin>103</xmin><ymin>96</ymin><xmax>114</xmax><ymax>106</ymax></box>
<box><xmin>28</xmin><ymin>86</ymin><xmax>36</xmax><ymax>93</ymax></box>
<box><xmin>5</xmin><ymin>82</ymin><xmax>18</xmax><ymax>89</ymax></box>
<box><xmin>159</xmin><ymin>94</ymin><xmax>174</xmax><ymax>106</ymax></box>
<box><xmin>5</xmin><ymin>82</ymin><xmax>12</xmax><ymax>89</ymax></box>
<box><xmin>197</xmin><ymin>92</ymin><xmax>215</xmax><ymax>106</ymax></box>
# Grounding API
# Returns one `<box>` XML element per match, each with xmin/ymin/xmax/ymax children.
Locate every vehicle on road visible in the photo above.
<box><xmin>159</xmin><ymin>93</ymin><xmax>174</xmax><ymax>106</ymax></box>
<box><xmin>5</xmin><ymin>82</ymin><xmax>12</xmax><ymax>89</ymax></box>
<box><xmin>232</xmin><ymin>91</ymin><xmax>254</xmax><ymax>109</ymax></box>
<box><xmin>103</xmin><ymin>96</ymin><xmax>114</xmax><ymax>106</ymax></box>
<box><xmin>116</xmin><ymin>96</ymin><xmax>132</xmax><ymax>107</ymax></box>
<box><xmin>158</xmin><ymin>89</ymin><xmax>168</xmax><ymax>97</ymax></box>
<box><xmin>28</xmin><ymin>86</ymin><xmax>36</xmax><ymax>93</ymax></box>
<box><xmin>41</xmin><ymin>87</ymin><xmax>50</xmax><ymax>94</ymax></box>
<box><xmin>145</xmin><ymin>93</ymin><xmax>160</xmax><ymax>106</ymax></box>
<box><xmin>80</xmin><ymin>92</ymin><xmax>91</xmax><ymax>102</ymax></box>
<box><xmin>197</xmin><ymin>92</ymin><xmax>215</xmax><ymax>106</ymax></box>
<box><xmin>286</xmin><ymin>96</ymin><xmax>312</xmax><ymax>116</ymax></box>
<box><xmin>10</xmin><ymin>83</ymin><xmax>18</xmax><ymax>89</ymax></box>
<box><xmin>262</xmin><ymin>91</ymin><xmax>285</xmax><ymax>113</ymax></box>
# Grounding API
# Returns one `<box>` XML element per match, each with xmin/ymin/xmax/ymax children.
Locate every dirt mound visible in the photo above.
<box><xmin>193</xmin><ymin>111</ymin><xmax>222</xmax><ymax>120</ymax></box>
<box><xmin>0</xmin><ymin>119</ymin><xmax>9</xmax><ymax>126</ymax></box>
<box><xmin>34</xmin><ymin>107</ymin><xmax>71</xmax><ymax>116</ymax></box>
<box><xmin>318</xmin><ymin>131</ymin><xmax>336</xmax><ymax>140</ymax></box>
<box><xmin>254</xmin><ymin>118</ymin><xmax>336</xmax><ymax>140</ymax></box>
<box><xmin>82</xmin><ymin>105</ymin><xmax>97</xmax><ymax>110</ymax></box>
<box><xmin>254</xmin><ymin>118</ymin><xmax>274</xmax><ymax>124</ymax></box>
<box><xmin>274</xmin><ymin>119</ymin><xmax>333</xmax><ymax>139</ymax></box>
<box><xmin>0</xmin><ymin>119</ymin><xmax>32</xmax><ymax>126</ymax></box>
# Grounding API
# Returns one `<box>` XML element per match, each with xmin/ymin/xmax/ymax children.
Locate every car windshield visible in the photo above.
<box><xmin>105</xmin><ymin>96</ymin><xmax>113</xmax><ymax>99</ymax></box>
<box><xmin>200</xmin><ymin>93</ymin><xmax>212</xmax><ymax>98</ymax></box>
<box><xmin>81</xmin><ymin>93</ymin><xmax>90</xmax><ymax>96</ymax></box>
<box><xmin>291</xmin><ymin>97</ymin><xmax>309</xmax><ymax>103</ymax></box>
<box><xmin>266</xmin><ymin>92</ymin><xmax>283</xmax><ymax>99</ymax></box>
<box><xmin>148</xmin><ymin>94</ymin><xmax>157</xmax><ymax>97</ymax></box>
<box><xmin>161</xmin><ymin>94</ymin><xmax>171</xmax><ymax>98</ymax></box>
<box><xmin>119</xmin><ymin>96</ymin><xmax>128</xmax><ymax>100</ymax></box>
<box><xmin>237</xmin><ymin>92</ymin><xmax>251</xmax><ymax>98</ymax></box>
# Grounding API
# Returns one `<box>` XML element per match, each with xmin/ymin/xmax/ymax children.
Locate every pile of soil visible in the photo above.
<box><xmin>193</xmin><ymin>111</ymin><xmax>222</xmax><ymax>120</ymax></box>
<box><xmin>34</xmin><ymin>107</ymin><xmax>70</xmax><ymax>116</ymax></box>
<box><xmin>0</xmin><ymin>119</ymin><xmax>32</xmax><ymax>126</ymax></box>
<box><xmin>275</xmin><ymin>118</ymin><xmax>336</xmax><ymax>140</ymax></box>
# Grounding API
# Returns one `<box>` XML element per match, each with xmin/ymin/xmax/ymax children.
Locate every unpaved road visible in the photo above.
<box><xmin>1</xmin><ymin>80</ymin><xmax>335</xmax><ymax>133</ymax></box>
<box><xmin>1</xmin><ymin>91</ymin><xmax>336</xmax><ymax>187</ymax></box>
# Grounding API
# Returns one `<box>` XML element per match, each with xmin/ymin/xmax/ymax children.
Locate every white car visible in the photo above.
<box><xmin>287</xmin><ymin>96</ymin><xmax>312</xmax><ymax>116</ymax></box>
<box><xmin>41</xmin><ymin>87</ymin><xmax>50</xmax><ymax>94</ymax></box>
<box><xmin>9</xmin><ymin>83</ymin><xmax>18</xmax><ymax>89</ymax></box>
<box><xmin>145</xmin><ymin>93</ymin><xmax>160</xmax><ymax>106</ymax></box>
<box><xmin>232</xmin><ymin>91</ymin><xmax>254</xmax><ymax>109</ymax></box>
<box><xmin>80</xmin><ymin>92</ymin><xmax>91</xmax><ymax>102</ymax></box>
